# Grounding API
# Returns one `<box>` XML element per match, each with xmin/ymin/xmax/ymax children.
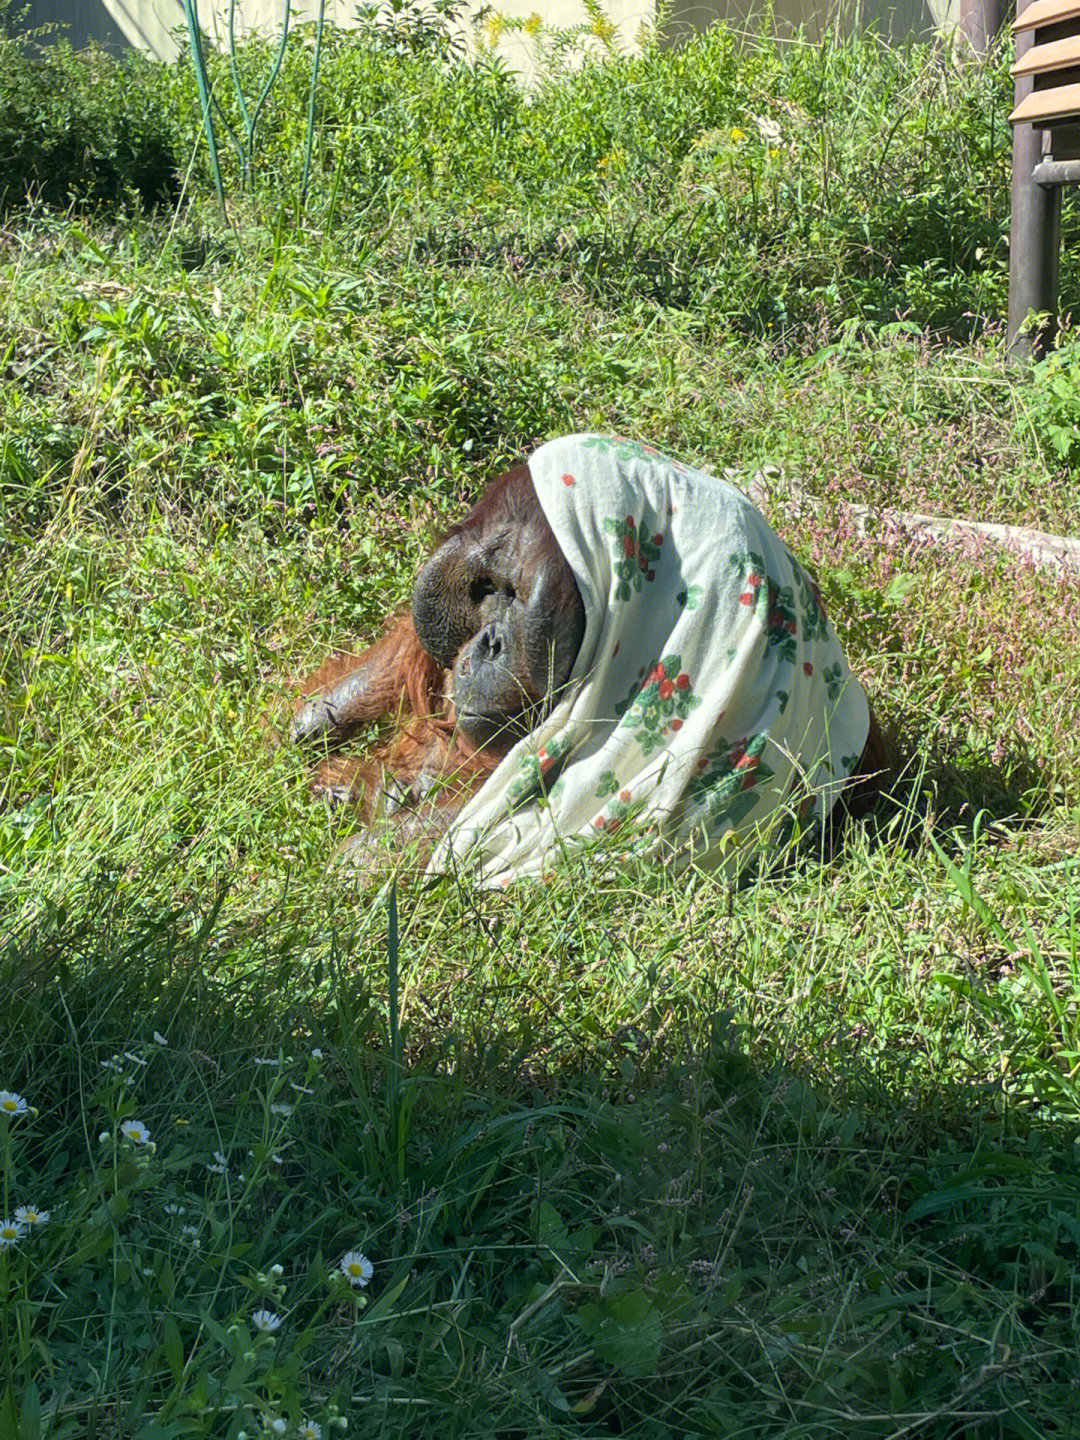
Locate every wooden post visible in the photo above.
<box><xmin>960</xmin><ymin>0</ymin><xmax>1008</xmax><ymax>51</ymax></box>
<box><xmin>1008</xmin><ymin>26</ymin><xmax>1062</xmax><ymax>359</ymax></box>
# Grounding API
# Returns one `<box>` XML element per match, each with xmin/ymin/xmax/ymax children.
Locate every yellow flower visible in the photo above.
<box><xmin>730</xmin><ymin>127</ymin><xmax>747</xmax><ymax>143</ymax></box>
<box><xmin>523</xmin><ymin>12</ymin><xmax>542</xmax><ymax>34</ymax></box>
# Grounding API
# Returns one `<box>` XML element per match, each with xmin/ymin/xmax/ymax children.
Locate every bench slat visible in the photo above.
<box><xmin>1014</xmin><ymin>34</ymin><xmax>1080</xmax><ymax>73</ymax></box>
<box><xmin>1010</xmin><ymin>80</ymin><xmax>1080</xmax><ymax>121</ymax></box>
<box><xmin>1014</xmin><ymin>0</ymin><xmax>1080</xmax><ymax>32</ymax></box>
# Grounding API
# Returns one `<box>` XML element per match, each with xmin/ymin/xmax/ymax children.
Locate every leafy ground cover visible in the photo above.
<box><xmin>1</xmin><ymin>13</ymin><xmax>1080</xmax><ymax>1438</ymax></box>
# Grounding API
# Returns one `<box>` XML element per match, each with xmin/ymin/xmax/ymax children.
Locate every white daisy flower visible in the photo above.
<box><xmin>13</xmin><ymin>1204</ymin><xmax>48</xmax><ymax>1228</ymax></box>
<box><xmin>252</xmin><ymin>1309</ymin><xmax>282</xmax><ymax>1333</ymax></box>
<box><xmin>100</xmin><ymin>1059</ymin><xmax>123</xmax><ymax>1074</ymax></box>
<box><xmin>123</xmin><ymin>1052</ymin><xmax>148</xmax><ymax>1066</ymax></box>
<box><xmin>254</xmin><ymin>1058</ymin><xmax>280</xmax><ymax>1067</ymax></box>
<box><xmin>311</xmin><ymin>1048</ymin><xmax>324</xmax><ymax>1060</ymax></box>
<box><xmin>299</xmin><ymin>1422</ymin><xmax>322</xmax><ymax>1440</ymax></box>
<box><xmin>120</xmin><ymin>1119</ymin><xmax>151</xmax><ymax>1145</ymax></box>
<box><xmin>163</xmin><ymin>1203</ymin><xmax>186</xmax><ymax>1215</ymax></box>
<box><xmin>0</xmin><ymin>1219</ymin><xmax>26</xmax><ymax>1248</ymax></box>
<box><xmin>290</xmin><ymin>1083</ymin><xmax>312</xmax><ymax>1095</ymax></box>
<box><xmin>0</xmin><ymin>1091</ymin><xmax>27</xmax><ymax>1117</ymax></box>
<box><xmin>267</xmin><ymin>1419</ymin><xmax>287</xmax><ymax>1437</ymax></box>
<box><xmin>207</xmin><ymin>1151</ymin><xmax>228</xmax><ymax>1174</ymax></box>
<box><xmin>99</xmin><ymin>1131</ymin><xmax>111</xmax><ymax>1144</ymax></box>
<box><xmin>270</xmin><ymin>1103</ymin><xmax>293</xmax><ymax>1117</ymax></box>
<box><xmin>180</xmin><ymin>1224</ymin><xmax>201</xmax><ymax>1247</ymax></box>
<box><xmin>340</xmin><ymin>1250</ymin><xmax>373</xmax><ymax>1287</ymax></box>
<box><xmin>153</xmin><ymin>1032</ymin><xmax>168</xmax><ymax>1046</ymax></box>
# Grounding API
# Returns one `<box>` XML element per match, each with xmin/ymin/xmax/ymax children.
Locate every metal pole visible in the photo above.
<box><xmin>1008</xmin><ymin>28</ymin><xmax>1062</xmax><ymax>359</ymax></box>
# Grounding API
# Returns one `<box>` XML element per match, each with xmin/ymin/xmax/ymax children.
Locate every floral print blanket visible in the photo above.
<box><xmin>430</xmin><ymin>434</ymin><xmax>870</xmax><ymax>886</ymax></box>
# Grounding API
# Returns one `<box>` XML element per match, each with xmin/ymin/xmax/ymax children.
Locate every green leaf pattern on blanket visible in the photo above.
<box><xmin>690</xmin><ymin>732</ymin><xmax>775</xmax><ymax>826</ymax></box>
<box><xmin>596</xmin><ymin>769</ymin><xmax>619</xmax><ymax>798</ymax></box>
<box><xmin>733</xmin><ymin>550</ymin><xmax>798</xmax><ymax>663</ymax></box>
<box><xmin>793</xmin><ymin>558</ymin><xmax>829</xmax><ymax>643</ymax></box>
<box><xmin>581</xmin><ymin>435</ymin><xmax>688</xmax><ymax>469</ymax></box>
<box><xmin>604</xmin><ymin>513</ymin><xmax>664</xmax><ymax>601</ymax></box>
<box><xmin>615</xmin><ymin>654</ymin><xmax>702</xmax><ymax>757</ymax></box>
<box><xmin>506</xmin><ymin>730</ymin><xmax>576</xmax><ymax>805</ymax></box>
<box><xmin>591</xmin><ymin>782</ymin><xmax>639</xmax><ymax>836</ymax></box>
<box><xmin>823</xmin><ymin>662</ymin><xmax>844</xmax><ymax>701</ymax></box>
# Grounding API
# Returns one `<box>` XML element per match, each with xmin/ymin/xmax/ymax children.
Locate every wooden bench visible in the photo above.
<box><xmin>1009</xmin><ymin>0</ymin><xmax>1080</xmax><ymax>354</ymax></box>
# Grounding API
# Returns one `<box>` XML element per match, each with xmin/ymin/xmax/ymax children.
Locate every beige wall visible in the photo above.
<box><xmin>129</xmin><ymin>0</ymin><xmax>660</xmax><ymax>77</ymax></box>
<box><xmin>462</xmin><ymin>0</ymin><xmax>960</xmax><ymax>80</ymax></box>
<box><xmin>30</xmin><ymin>0</ymin><xmax>963</xmax><ymax>68</ymax></box>
<box><xmin>464</xmin><ymin>0</ymin><xmax>657</xmax><ymax>81</ymax></box>
<box><xmin>101</xmin><ymin>0</ymin><xmax>184</xmax><ymax>59</ymax></box>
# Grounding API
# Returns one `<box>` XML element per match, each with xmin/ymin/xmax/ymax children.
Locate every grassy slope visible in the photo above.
<box><xmin>1</xmin><ymin>22</ymin><xmax>1080</xmax><ymax>1439</ymax></box>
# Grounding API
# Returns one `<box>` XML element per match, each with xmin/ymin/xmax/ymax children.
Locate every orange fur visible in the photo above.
<box><xmin>294</xmin><ymin>610</ymin><xmax>499</xmax><ymax>826</ymax></box>
<box><xmin>298</xmin><ymin>611</ymin><xmax>445</xmax><ymax>725</ymax></box>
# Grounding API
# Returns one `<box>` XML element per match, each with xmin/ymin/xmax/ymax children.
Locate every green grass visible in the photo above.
<box><xmin>1</xmin><ymin>14</ymin><xmax>1080</xmax><ymax>1438</ymax></box>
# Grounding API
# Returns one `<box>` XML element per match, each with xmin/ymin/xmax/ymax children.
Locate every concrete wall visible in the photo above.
<box><xmin>665</xmin><ymin>0</ymin><xmax>958</xmax><ymax>45</ymax></box>
<box><xmin>466</xmin><ymin>0</ymin><xmax>960</xmax><ymax>81</ymax></box>
<box><xmin>15</xmin><ymin>0</ymin><xmax>962</xmax><ymax>70</ymax></box>
<box><xmin>18</xmin><ymin>0</ymin><xmax>185</xmax><ymax>59</ymax></box>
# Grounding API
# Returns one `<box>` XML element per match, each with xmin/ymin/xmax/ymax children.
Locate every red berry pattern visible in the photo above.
<box><xmin>689</xmin><ymin>733</ymin><xmax>775</xmax><ymax>827</ymax></box>
<box><xmin>506</xmin><ymin>730</ymin><xmax>576</xmax><ymax>805</ymax></box>
<box><xmin>614</xmin><ymin>654</ymin><xmax>701</xmax><ymax>757</ymax></box>
<box><xmin>731</xmin><ymin>549</ymin><xmax>798</xmax><ymax>663</ymax></box>
<box><xmin>604</xmin><ymin>513</ymin><xmax>663</xmax><ymax>601</ymax></box>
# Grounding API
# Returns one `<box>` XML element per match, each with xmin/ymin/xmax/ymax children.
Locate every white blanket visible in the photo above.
<box><xmin>430</xmin><ymin>435</ymin><xmax>869</xmax><ymax>885</ymax></box>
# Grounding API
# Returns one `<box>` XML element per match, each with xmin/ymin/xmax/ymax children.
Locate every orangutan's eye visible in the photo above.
<box><xmin>470</xmin><ymin>576</ymin><xmax>496</xmax><ymax>605</ymax></box>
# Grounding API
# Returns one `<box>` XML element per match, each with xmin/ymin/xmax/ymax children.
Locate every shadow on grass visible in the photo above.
<box><xmin>852</xmin><ymin>710</ymin><xmax>1059</xmax><ymax>847</ymax></box>
<box><xmin>3</xmin><ymin>859</ymin><xmax>1080</xmax><ymax>1435</ymax></box>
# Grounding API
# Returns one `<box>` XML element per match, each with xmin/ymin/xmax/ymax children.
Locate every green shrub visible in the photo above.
<box><xmin>164</xmin><ymin>20</ymin><xmax>1017</xmax><ymax>337</ymax></box>
<box><xmin>514</xmin><ymin>30</ymin><xmax>1015</xmax><ymax>335</ymax></box>
<box><xmin>0</xmin><ymin>12</ymin><xmax>1023</xmax><ymax>338</ymax></box>
<box><xmin>1018</xmin><ymin>326</ymin><xmax>1080</xmax><ymax>466</ymax></box>
<box><xmin>0</xmin><ymin>29</ymin><xmax>178</xmax><ymax>211</ymax></box>
<box><xmin>162</xmin><ymin>21</ymin><xmax>526</xmax><ymax>213</ymax></box>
